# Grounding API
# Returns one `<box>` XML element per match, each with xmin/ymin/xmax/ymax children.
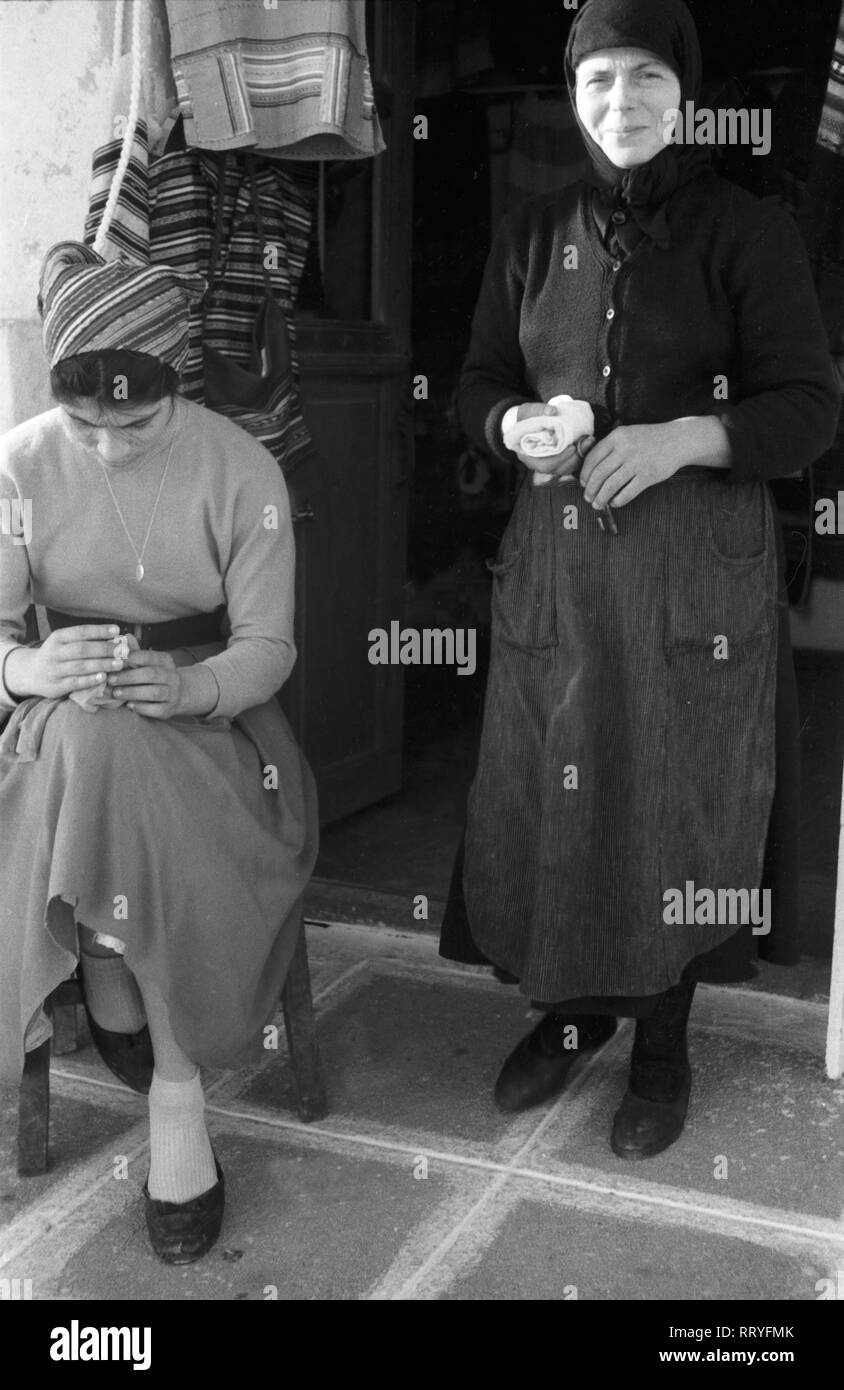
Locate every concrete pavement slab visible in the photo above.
<box><xmin>32</xmin><ymin>1125</ymin><xmax>492</xmax><ymax>1301</ymax></box>
<box><xmin>239</xmin><ymin>964</ymin><xmax>541</xmax><ymax>1159</ymax></box>
<box><xmin>436</xmin><ymin>1187</ymin><xmax>832</xmax><ymax>1301</ymax></box>
<box><xmin>0</xmin><ymin>1076</ymin><xmax>144</xmax><ymax>1231</ymax></box>
<box><xmin>524</xmin><ymin>1026</ymin><xmax>844</xmax><ymax>1221</ymax></box>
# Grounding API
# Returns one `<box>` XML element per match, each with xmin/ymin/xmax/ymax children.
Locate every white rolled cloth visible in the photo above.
<box><xmin>501</xmin><ymin>395</ymin><xmax>594</xmax><ymax>486</ymax></box>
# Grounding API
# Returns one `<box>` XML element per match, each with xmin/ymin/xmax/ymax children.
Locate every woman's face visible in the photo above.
<box><xmin>575</xmin><ymin>47</ymin><xmax>682</xmax><ymax>169</ymax></box>
<box><xmin>60</xmin><ymin>395</ymin><xmax>174</xmax><ymax>465</ymax></box>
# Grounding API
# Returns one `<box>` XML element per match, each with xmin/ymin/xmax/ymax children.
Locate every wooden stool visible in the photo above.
<box><xmin>16</xmin><ymin>919</ymin><xmax>327</xmax><ymax>1176</ymax></box>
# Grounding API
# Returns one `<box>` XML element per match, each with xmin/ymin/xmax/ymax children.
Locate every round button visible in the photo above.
<box><xmin>606</xmin><ymin>308</ymin><xmax>615</xmax><ymax>320</ymax></box>
<box><xmin>612</xmin><ymin>260</ymin><xmax>622</xmax><ymax>272</ymax></box>
<box><xmin>611</xmin><ymin>210</ymin><xmax>627</xmax><ymax>224</ymax></box>
<box><xmin>602</xmin><ymin>365</ymin><xmax>612</xmax><ymax>378</ymax></box>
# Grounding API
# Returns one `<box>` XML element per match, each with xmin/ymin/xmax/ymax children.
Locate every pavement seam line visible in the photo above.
<box><xmin>311</xmin><ymin>958</ymin><xmax>372</xmax><ymax>1005</ymax></box>
<box><xmin>369</xmin><ymin>1038</ymin><xmax>624</xmax><ymax>1299</ymax></box>
<box><xmin>378</xmin><ymin>1080</ymin><xmax>574</xmax><ymax>1300</ymax></box>
<box><xmin>0</xmin><ymin>1127</ymin><xmax>151</xmax><ymax>1270</ymax></box>
<box><xmin>202</xmin><ymin>1101</ymin><xmax>844</xmax><ymax>1249</ymax></box>
<box><xmin>48</xmin><ymin>1068</ymin><xmax>147</xmax><ymax>1101</ymax></box>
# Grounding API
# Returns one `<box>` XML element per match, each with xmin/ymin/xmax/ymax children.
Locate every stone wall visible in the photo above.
<box><xmin>0</xmin><ymin>0</ymin><xmax>115</xmax><ymax>433</ymax></box>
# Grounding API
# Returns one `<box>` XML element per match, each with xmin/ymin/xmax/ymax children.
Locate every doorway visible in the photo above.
<box><xmin>312</xmin><ymin>0</ymin><xmax>844</xmax><ymax>989</ymax></box>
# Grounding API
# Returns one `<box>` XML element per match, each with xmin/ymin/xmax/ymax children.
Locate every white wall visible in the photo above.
<box><xmin>0</xmin><ymin>0</ymin><xmax>116</xmax><ymax>433</ymax></box>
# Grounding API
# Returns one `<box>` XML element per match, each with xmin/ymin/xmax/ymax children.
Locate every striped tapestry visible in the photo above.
<box><xmin>165</xmin><ymin>0</ymin><xmax>384</xmax><ymax>159</ymax></box>
<box><xmin>797</xmin><ymin>0</ymin><xmax>844</xmax><ymax>356</ymax></box>
<box><xmin>84</xmin><ymin>120</ymin><xmax>317</xmax><ymax>476</ymax></box>
<box><xmin>817</xmin><ymin>2</ymin><xmax>844</xmax><ymax>154</ymax></box>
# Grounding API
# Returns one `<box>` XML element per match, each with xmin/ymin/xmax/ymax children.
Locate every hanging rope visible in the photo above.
<box><xmin>94</xmin><ymin>0</ymin><xmax>145</xmax><ymax>255</ymax></box>
<box><xmin>110</xmin><ymin>0</ymin><xmax>125</xmax><ymax>71</ymax></box>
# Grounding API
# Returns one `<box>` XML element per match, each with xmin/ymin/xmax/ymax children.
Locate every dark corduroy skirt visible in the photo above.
<box><xmin>440</xmin><ymin>470</ymin><xmax>791</xmax><ymax>1012</ymax></box>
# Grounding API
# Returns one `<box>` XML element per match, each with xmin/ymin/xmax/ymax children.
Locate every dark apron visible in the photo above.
<box><xmin>454</xmin><ymin>468</ymin><xmax>780</xmax><ymax>1005</ymax></box>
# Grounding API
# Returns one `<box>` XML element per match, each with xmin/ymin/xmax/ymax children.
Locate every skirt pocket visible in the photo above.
<box><xmin>664</xmin><ymin>479</ymin><xmax>775</xmax><ymax>650</ymax></box>
<box><xmin>487</xmin><ymin>487</ymin><xmax>558</xmax><ymax>650</ymax></box>
<box><xmin>707</xmin><ymin>479</ymin><xmax>769</xmax><ymax>564</ymax></box>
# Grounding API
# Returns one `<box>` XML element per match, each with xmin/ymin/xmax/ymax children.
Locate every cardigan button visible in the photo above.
<box><xmin>611</xmin><ymin>210</ymin><xmax>627</xmax><ymax>224</ymax></box>
<box><xmin>602</xmin><ymin>365</ymin><xmax>612</xmax><ymax>378</ymax></box>
<box><xmin>612</xmin><ymin>260</ymin><xmax>622</xmax><ymax>272</ymax></box>
<box><xmin>606</xmin><ymin>308</ymin><xmax>615</xmax><ymax>320</ymax></box>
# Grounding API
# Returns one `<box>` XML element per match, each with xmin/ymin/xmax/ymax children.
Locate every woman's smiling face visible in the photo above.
<box><xmin>575</xmin><ymin>47</ymin><xmax>682</xmax><ymax>169</ymax></box>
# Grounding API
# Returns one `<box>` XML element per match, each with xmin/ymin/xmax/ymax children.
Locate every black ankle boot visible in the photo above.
<box><xmin>611</xmin><ymin>980</ymin><xmax>695</xmax><ymax>1160</ymax></box>
<box><xmin>494</xmin><ymin>1012</ymin><xmax>617</xmax><ymax>1113</ymax></box>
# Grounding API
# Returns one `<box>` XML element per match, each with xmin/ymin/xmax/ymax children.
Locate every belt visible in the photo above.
<box><xmin>46</xmin><ymin>607</ymin><xmax>225</xmax><ymax>652</ymax></box>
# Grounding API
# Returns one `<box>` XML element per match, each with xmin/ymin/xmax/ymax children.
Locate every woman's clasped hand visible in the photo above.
<box><xmin>508</xmin><ymin>405</ymin><xmax>716</xmax><ymax>506</ymax></box>
<box><xmin>510</xmin><ymin>402</ymin><xmax>696</xmax><ymax>505</ymax></box>
<box><xmin>3</xmin><ymin>625</ymin><xmax>209</xmax><ymax>720</ymax></box>
<box><xmin>106</xmin><ymin>645</ymin><xmax>184</xmax><ymax>718</ymax></box>
<box><xmin>4</xmin><ymin>624</ymin><xmax>128</xmax><ymax>701</ymax></box>
<box><xmin>510</xmin><ymin>402</ymin><xmax>594</xmax><ymax>482</ymax></box>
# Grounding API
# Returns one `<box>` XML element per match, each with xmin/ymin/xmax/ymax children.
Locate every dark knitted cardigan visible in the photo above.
<box><xmin>459</xmin><ymin>173</ymin><xmax>841</xmax><ymax>480</ymax></box>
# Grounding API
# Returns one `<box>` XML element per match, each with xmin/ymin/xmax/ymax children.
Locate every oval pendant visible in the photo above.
<box><xmin>136</xmin><ymin>563</ymin><xmax>144</xmax><ymax>581</ymax></box>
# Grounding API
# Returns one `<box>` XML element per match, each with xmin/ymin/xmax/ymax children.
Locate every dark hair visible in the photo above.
<box><xmin>50</xmin><ymin>350</ymin><xmax>179</xmax><ymax>408</ymax></box>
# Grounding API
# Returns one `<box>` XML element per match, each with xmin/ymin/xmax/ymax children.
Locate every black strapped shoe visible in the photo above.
<box><xmin>494</xmin><ymin>1013</ymin><xmax>618</xmax><ymax>1113</ymax></box>
<box><xmin>80</xmin><ymin>981</ymin><xmax>154</xmax><ymax>1095</ymax></box>
<box><xmin>144</xmin><ymin>1157</ymin><xmax>225</xmax><ymax>1265</ymax></box>
<box><xmin>611</xmin><ymin>979</ymin><xmax>695</xmax><ymax>1160</ymax></box>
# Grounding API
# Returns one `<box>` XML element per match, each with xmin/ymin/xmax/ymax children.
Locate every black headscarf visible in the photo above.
<box><xmin>564</xmin><ymin>0</ymin><xmax>713</xmax><ymax>248</ymax></box>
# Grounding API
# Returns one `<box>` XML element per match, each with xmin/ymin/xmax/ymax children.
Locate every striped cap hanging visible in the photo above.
<box><xmin>38</xmin><ymin>240</ymin><xmax>206</xmax><ymax>373</ymax></box>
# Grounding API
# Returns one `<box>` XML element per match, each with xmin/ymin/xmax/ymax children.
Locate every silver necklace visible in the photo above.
<box><xmin>99</xmin><ymin>439</ymin><xmax>175</xmax><ymax>581</ymax></box>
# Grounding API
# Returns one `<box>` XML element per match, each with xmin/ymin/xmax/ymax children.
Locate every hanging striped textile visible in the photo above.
<box><xmin>86</xmin><ymin>124</ymin><xmax>151</xmax><ymax>265</ymax></box>
<box><xmin>165</xmin><ymin>0</ymin><xmax>384</xmax><ymax>159</ymax></box>
<box><xmin>797</xmin><ymin>0</ymin><xmax>844</xmax><ymax>357</ymax></box>
<box><xmin>83</xmin><ymin>120</ymin><xmax>317</xmax><ymax>475</ymax></box>
<box><xmin>818</xmin><ymin>2</ymin><xmax>844</xmax><ymax>154</ymax></box>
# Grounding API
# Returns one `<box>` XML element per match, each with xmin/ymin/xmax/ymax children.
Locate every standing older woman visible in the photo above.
<box><xmin>0</xmin><ymin>244</ymin><xmax>318</xmax><ymax>1259</ymax></box>
<box><xmin>440</xmin><ymin>0</ymin><xmax>839</xmax><ymax>1157</ymax></box>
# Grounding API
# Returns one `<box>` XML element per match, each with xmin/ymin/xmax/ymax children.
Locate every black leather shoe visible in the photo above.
<box><xmin>80</xmin><ymin>989</ymin><xmax>154</xmax><ymax>1094</ymax></box>
<box><xmin>494</xmin><ymin>1014</ymin><xmax>617</xmax><ymax>1113</ymax></box>
<box><xmin>610</xmin><ymin>1066</ymin><xmax>692</xmax><ymax>1159</ymax></box>
<box><xmin>143</xmin><ymin>1158</ymin><xmax>225</xmax><ymax>1265</ymax></box>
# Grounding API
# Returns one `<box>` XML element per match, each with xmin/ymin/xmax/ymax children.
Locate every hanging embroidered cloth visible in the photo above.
<box><xmin>83</xmin><ymin>119</ymin><xmax>317</xmax><ymax>477</ymax></box>
<box><xmin>817</xmin><ymin>3</ymin><xmax>844</xmax><ymax>156</ymax></box>
<box><xmin>798</xmin><ymin>1</ymin><xmax>844</xmax><ymax>353</ymax></box>
<box><xmin>164</xmin><ymin>0</ymin><xmax>385</xmax><ymax>158</ymax></box>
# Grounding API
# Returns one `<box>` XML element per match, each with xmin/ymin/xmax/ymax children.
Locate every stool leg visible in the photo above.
<box><xmin>282</xmin><ymin>921</ymin><xmax>328</xmax><ymax>1123</ymax></box>
<box><xmin>50</xmin><ymin>978</ymin><xmax>82</xmax><ymax>1056</ymax></box>
<box><xmin>17</xmin><ymin>1038</ymin><xmax>51</xmax><ymax>1176</ymax></box>
<box><xmin>51</xmin><ymin>1005</ymin><xmax>79</xmax><ymax>1056</ymax></box>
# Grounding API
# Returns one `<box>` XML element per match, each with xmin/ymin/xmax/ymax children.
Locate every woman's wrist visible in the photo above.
<box><xmin>2</xmin><ymin>645</ymin><xmax>33</xmax><ymax>700</ymax></box>
<box><xmin>671</xmin><ymin>416</ymin><xmax>731</xmax><ymax>470</ymax></box>
<box><xmin>175</xmin><ymin>662</ymin><xmax>220</xmax><ymax>718</ymax></box>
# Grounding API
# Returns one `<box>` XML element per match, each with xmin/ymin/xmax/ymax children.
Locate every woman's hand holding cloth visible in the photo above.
<box><xmin>502</xmin><ymin>395</ymin><xmax>595</xmax><ymax>484</ymax></box>
<box><xmin>70</xmin><ymin>632</ymin><xmax>140</xmax><ymax>711</ymax></box>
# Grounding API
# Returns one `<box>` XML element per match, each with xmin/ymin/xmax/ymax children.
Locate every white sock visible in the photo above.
<box><xmin>147</xmin><ymin>1070</ymin><xmax>218</xmax><ymax>1203</ymax></box>
<box><xmin>79</xmin><ymin>951</ymin><xmax>147</xmax><ymax>1033</ymax></box>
